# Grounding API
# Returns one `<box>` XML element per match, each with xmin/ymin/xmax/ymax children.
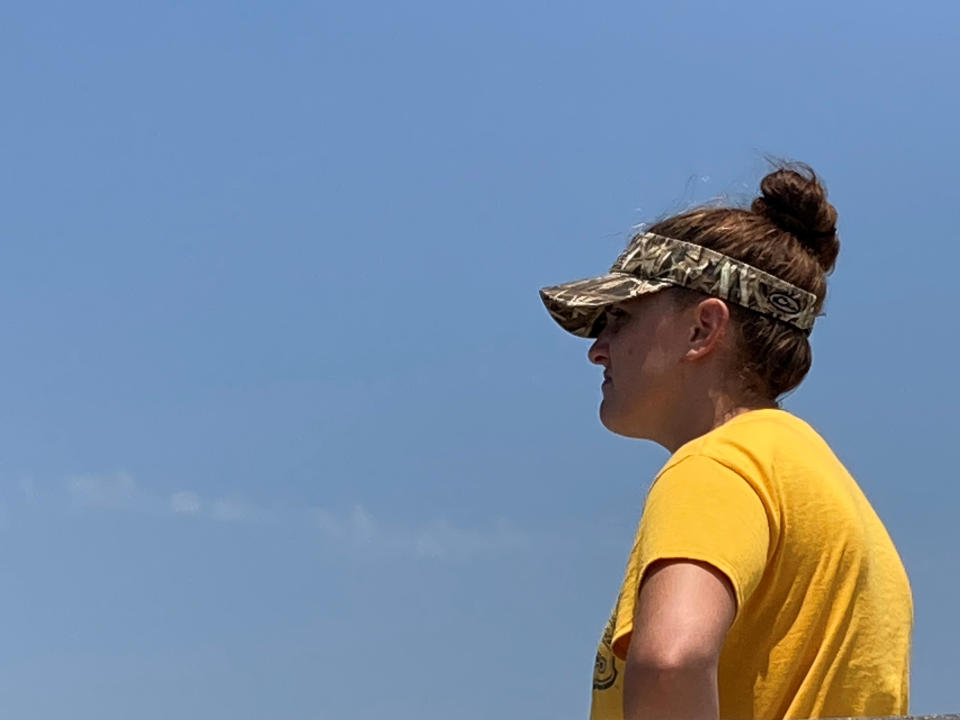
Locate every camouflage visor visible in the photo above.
<box><xmin>539</xmin><ymin>232</ymin><xmax>818</xmax><ymax>337</ymax></box>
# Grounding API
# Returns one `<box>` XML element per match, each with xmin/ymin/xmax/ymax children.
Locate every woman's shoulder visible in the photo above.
<box><xmin>661</xmin><ymin>408</ymin><xmax>836</xmax><ymax>483</ymax></box>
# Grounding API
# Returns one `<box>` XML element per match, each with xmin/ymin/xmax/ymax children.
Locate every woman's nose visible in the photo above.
<box><xmin>588</xmin><ymin>337</ymin><xmax>609</xmax><ymax>366</ymax></box>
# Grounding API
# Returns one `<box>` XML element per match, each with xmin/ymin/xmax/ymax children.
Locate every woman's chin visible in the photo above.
<box><xmin>598</xmin><ymin>401</ymin><xmax>628</xmax><ymax>435</ymax></box>
<box><xmin>599</xmin><ymin>401</ymin><xmax>650</xmax><ymax>439</ymax></box>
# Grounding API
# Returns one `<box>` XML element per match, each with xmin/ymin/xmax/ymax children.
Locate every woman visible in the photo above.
<box><xmin>539</xmin><ymin>164</ymin><xmax>912</xmax><ymax>720</ymax></box>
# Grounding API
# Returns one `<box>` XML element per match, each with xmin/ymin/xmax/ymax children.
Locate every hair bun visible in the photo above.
<box><xmin>750</xmin><ymin>163</ymin><xmax>839</xmax><ymax>273</ymax></box>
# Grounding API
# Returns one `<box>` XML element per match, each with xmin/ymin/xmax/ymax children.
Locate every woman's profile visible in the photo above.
<box><xmin>539</xmin><ymin>163</ymin><xmax>912</xmax><ymax>720</ymax></box>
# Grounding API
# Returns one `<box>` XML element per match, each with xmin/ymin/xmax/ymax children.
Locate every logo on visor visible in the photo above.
<box><xmin>768</xmin><ymin>292</ymin><xmax>802</xmax><ymax>314</ymax></box>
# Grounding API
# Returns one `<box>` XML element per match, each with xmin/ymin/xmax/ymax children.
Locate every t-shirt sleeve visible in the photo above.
<box><xmin>610</xmin><ymin>454</ymin><xmax>771</xmax><ymax>659</ymax></box>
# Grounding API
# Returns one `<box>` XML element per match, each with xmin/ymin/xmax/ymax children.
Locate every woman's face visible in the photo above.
<box><xmin>587</xmin><ymin>291</ymin><xmax>689</xmax><ymax>440</ymax></box>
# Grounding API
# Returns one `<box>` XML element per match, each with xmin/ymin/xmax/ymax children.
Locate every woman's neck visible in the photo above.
<box><xmin>658</xmin><ymin>389</ymin><xmax>777</xmax><ymax>453</ymax></box>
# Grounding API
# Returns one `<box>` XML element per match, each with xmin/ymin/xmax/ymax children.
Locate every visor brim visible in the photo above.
<box><xmin>539</xmin><ymin>273</ymin><xmax>672</xmax><ymax>338</ymax></box>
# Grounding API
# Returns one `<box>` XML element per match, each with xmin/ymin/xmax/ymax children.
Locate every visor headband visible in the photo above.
<box><xmin>614</xmin><ymin>232</ymin><xmax>819</xmax><ymax>332</ymax></box>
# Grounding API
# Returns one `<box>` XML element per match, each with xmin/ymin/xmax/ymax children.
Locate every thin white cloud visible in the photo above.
<box><xmin>309</xmin><ymin>503</ymin><xmax>529</xmax><ymax>560</ymax></box>
<box><xmin>170</xmin><ymin>491</ymin><xmax>201</xmax><ymax>515</ymax></box>
<box><xmin>55</xmin><ymin>474</ymin><xmax>529</xmax><ymax>559</ymax></box>
<box><xmin>18</xmin><ymin>476</ymin><xmax>37</xmax><ymax>504</ymax></box>
<box><xmin>311</xmin><ymin>507</ymin><xmax>344</xmax><ymax>538</ymax></box>
<box><xmin>66</xmin><ymin>472</ymin><xmax>138</xmax><ymax>509</ymax></box>
<box><xmin>411</xmin><ymin>519</ymin><xmax>528</xmax><ymax>559</ymax></box>
<box><xmin>310</xmin><ymin>504</ymin><xmax>374</xmax><ymax>542</ymax></box>
<box><xmin>210</xmin><ymin>498</ymin><xmax>251</xmax><ymax>522</ymax></box>
<box><xmin>349</xmin><ymin>504</ymin><xmax>376</xmax><ymax>542</ymax></box>
<box><xmin>62</xmin><ymin>475</ymin><xmax>263</xmax><ymax>524</ymax></box>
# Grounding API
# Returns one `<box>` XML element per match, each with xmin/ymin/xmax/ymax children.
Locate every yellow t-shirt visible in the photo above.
<box><xmin>590</xmin><ymin>409</ymin><xmax>912</xmax><ymax>720</ymax></box>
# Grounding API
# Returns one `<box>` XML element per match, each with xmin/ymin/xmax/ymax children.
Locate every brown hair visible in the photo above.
<box><xmin>648</xmin><ymin>162</ymin><xmax>839</xmax><ymax>400</ymax></box>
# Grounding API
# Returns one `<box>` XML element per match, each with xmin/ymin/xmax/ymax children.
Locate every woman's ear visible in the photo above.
<box><xmin>684</xmin><ymin>298</ymin><xmax>730</xmax><ymax>361</ymax></box>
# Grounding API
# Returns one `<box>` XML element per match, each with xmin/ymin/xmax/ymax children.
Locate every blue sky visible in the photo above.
<box><xmin>1</xmin><ymin>1</ymin><xmax>958</xmax><ymax>717</ymax></box>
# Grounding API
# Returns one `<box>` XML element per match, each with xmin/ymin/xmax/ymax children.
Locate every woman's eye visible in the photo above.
<box><xmin>604</xmin><ymin>308</ymin><xmax>628</xmax><ymax>328</ymax></box>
